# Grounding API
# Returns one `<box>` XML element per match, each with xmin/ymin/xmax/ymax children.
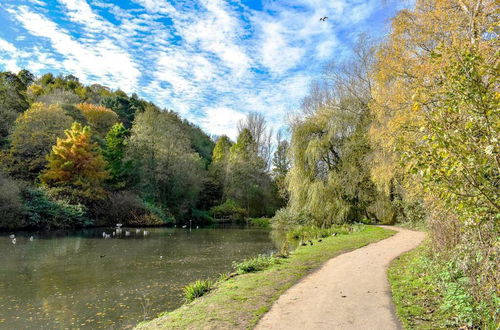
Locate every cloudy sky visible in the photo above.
<box><xmin>0</xmin><ymin>0</ymin><xmax>407</xmax><ymax>139</ymax></box>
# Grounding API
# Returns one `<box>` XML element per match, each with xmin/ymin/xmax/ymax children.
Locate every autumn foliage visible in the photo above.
<box><xmin>41</xmin><ymin>122</ymin><xmax>109</xmax><ymax>200</ymax></box>
<box><xmin>75</xmin><ymin>103</ymin><xmax>118</xmax><ymax>136</ymax></box>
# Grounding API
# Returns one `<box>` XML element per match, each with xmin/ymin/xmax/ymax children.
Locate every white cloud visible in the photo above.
<box><xmin>0</xmin><ymin>0</ymin><xmax>405</xmax><ymax>138</ymax></box>
<box><xmin>199</xmin><ymin>106</ymin><xmax>246</xmax><ymax>140</ymax></box>
<box><xmin>8</xmin><ymin>6</ymin><xmax>141</xmax><ymax>93</ymax></box>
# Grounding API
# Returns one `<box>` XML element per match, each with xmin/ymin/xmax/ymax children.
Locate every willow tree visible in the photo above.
<box><xmin>286</xmin><ymin>36</ymin><xmax>385</xmax><ymax>226</ymax></box>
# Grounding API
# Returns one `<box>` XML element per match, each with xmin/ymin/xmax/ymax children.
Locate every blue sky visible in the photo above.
<box><xmin>0</xmin><ymin>0</ymin><xmax>408</xmax><ymax>139</ymax></box>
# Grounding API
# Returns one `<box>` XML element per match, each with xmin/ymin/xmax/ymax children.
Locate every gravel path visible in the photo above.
<box><xmin>256</xmin><ymin>226</ymin><xmax>425</xmax><ymax>330</ymax></box>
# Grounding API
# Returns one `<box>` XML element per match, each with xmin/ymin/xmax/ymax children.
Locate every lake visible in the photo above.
<box><xmin>0</xmin><ymin>225</ymin><xmax>276</xmax><ymax>329</ymax></box>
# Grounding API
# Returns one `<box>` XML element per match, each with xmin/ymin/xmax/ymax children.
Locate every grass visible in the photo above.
<box><xmin>388</xmin><ymin>244</ymin><xmax>454</xmax><ymax>329</ymax></box>
<box><xmin>183</xmin><ymin>280</ymin><xmax>214</xmax><ymax>302</ymax></box>
<box><xmin>248</xmin><ymin>218</ymin><xmax>271</xmax><ymax>228</ymax></box>
<box><xmin>233</xmin><ymin>254</ymin><xmax>278</xmax><ymax>274</ymax></box>
<box><xmin>136</xmin><ymin>225</ymin><xmax>395</xmax><ymax>330</ymax></box>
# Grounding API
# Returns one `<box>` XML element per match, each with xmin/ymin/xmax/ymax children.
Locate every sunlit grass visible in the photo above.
<box><xmin>136</xmin><ymin>225</ymin><xmax>395</xmax><ymax>329</ymax></box>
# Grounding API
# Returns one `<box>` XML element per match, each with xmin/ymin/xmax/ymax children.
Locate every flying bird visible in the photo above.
<box><xmin>319</xmin><ymin>16</ymin><xmax>328</xmax><ymax>21</ymax></box>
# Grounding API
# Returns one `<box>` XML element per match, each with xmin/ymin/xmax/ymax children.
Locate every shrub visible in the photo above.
<box><xmin>191</xmin><ymin>208</ymin><xmax>214</xmax><ymax>225</ymax></box>
<box><xmin>249</xmin><ymin>218</ymin><xmax>271</xmax><ymax>228</ymax></box>
<box><xmin>233</xmin><ymin>254</ymin><xmax>278</xmax><ymax>274</ymax></box>
<box><xmin>183</xmin><ymin>280</ymin><xmax>213</xmax><ymax>302</ymax></box>
<box><xmin>271</xmin><ymin>207</ymin><xmax>309</xmax><ymax>231</ymax></box>
<box><xmin>209</xmin><ymin>199</ymin><xmax>247</xmax><ymax>220</ymax></box>
<box><xmin>0</xmin><ymin>173</ymin><xmax>25</xmax><ymax>229</ymax></box>
<box><xmin>22</xmin><ymin>187</ymin><xmax>90</xmax><ymax>229</ymax></box>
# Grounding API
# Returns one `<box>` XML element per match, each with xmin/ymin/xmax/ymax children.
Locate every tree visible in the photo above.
<box><xmin>272</xmin><ymin>131</ymin><xmax>291</xmax><ymax>202</ymax></box>
<box><xmin>7</xmin><ymin>103</ymin><xmax>73</xmax><ymax>180</ymax></box>
<box><xmin>103</xmin><ymin>122</ymin><xmax>131</xmax><ymax>188</ymax></box>
<box><xmin>212</xmin><ymin>135</ymin><xmax>233</xmax><ymax>163</ymax></box>
<box><xmin>224</xmin><ymin>129</ymin><xmax>274</xmax><ymax>216</ymax></box>
<box><xmin>40</xmin><ymin>122</ymin><xmax>109</xmax><ymax>202</ymax></box>
<box><xmin>127</xmin><ymin>107</ymin><xmax>205</xmax><ymax>219</ymax></box>
<box><xmin>0</xmin><ymin>72</ymin><xmax>29</xmax><ymax>143</ymax></box>
<box><xmin>76</xmin><ymin>103</ymin><xmax>119</xmax><ymax>136</ymax></box>
<box><xmin>286</xmin><ymin>36</ymin><xmax>384</xmax><ymax>226</ymax></box>
<box><xmin>370</xmin><ymin>0</ymin><xmax>498</xmax><ymax>323</ymax></box>
<box><xmin>237</xmin><ymin>113</ymin><xmax>273</xmax><ymax>170</ymax></box>
<box><xmin>101</xmin><ymin>93</ymin><xmax>140</xmax><ymax>128</ymax></box>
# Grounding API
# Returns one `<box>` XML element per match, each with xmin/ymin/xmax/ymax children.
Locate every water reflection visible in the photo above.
<box><xmin>0</xmin><ymin>225</ymin><xmax>275</xmax><ymax>329</ymax></box>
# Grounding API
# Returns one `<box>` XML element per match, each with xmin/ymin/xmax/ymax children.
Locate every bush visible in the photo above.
<box><xmin>22</xmin><ymin>187</ymin><xmax>90</xmax><ymax>229</ymax></box>
<box><xmin>191</xmin><ymin>208</ymin><xmax>214</xmax><ymax>225</ymax></box>
<box><xmin>209</xmin><ymin>199</ymin><xmax>247</xmax><ymax>221</ymax></box>
<box><xmin>271</xmin><ymin>207</ymin><xmax>309</xmax><ymax>231</ymax></box>
<box><xmin>183</xmin><ymin>280</ymin><xmax>213</xmax><ymax>302</ymax></box>
<box><xmin>249</xmin><ymin>218</ymin><xmax>271</xmax><ymax>228</ymax></box>
<box><xmin>99</xmin><ymin>191</ymin><xmax>170</xmax><ymax>226</ymax></box>
<box><xmin>233</xmin><ymin>254</ymin><xmax>278</xmax><ymax>274</ymax></box>
<box><xmin>0</xmin><ymin>173</ymin><xmax>25</xmax><ymax>229</ymax></box>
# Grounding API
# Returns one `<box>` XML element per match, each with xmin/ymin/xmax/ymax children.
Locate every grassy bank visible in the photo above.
<box><xmin>136</xmin><ymin>225</ymin><xmax>395</xmax><ymax>329</ymax></box>
<box><xmin>388</xmin><ymin>243</ymin><xmax>497</xmax><ymax>329</ymax></box>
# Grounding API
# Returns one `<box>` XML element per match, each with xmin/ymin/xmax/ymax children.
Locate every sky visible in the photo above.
<box><xmin>0</xmin><ymin>0</ymin><xmax>408</xmax><ymax>140</ymax></box>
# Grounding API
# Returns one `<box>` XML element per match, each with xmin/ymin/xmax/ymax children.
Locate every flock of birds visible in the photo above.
<box><xmin>101</xmin><ymin>223</ymin><xmax>149</xmax><ymax>239</ymax></box>
<box><xmin>8</xmin><ymin>221</ymin><xmax>201</xmax><ymax>245</ymax></box>
<box><xmin>8</xmin><ymin>234</ymin><xmax>33</xmax><ymax>244</ymax></box>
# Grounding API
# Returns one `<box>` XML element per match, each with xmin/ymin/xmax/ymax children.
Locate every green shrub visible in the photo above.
<box><xmin>0</xmin><ymin>173</ymin><xmax>25</xmax><ymax>229</ymax></box>
<box><xmin>183</xmin><ymin>280</ymin><xmax>213</xmax><ymax>302</ymax></box>
<box><xmin>143</xmin><ymin>201</ymin><xmax>172</xmax><ymax>224</ymax></box>
<box><xmin>233</xmin><ymin>254</ymin><xmax>278</xmax><ymax>274</ymax></box>
<box><xmin>191</xmin><ymin>208</ymin><xmax>214</xmax><ymax>225</ymax></box>
<box><xmin>22</xmin><ymin>187</ymin><xmax>90</xmax><ymax>229</ymax></box>
<box><xmin>249</xmin><ymin>217</ymin><xmax>271</xmax><ymax>227</ymax></box>
<box><xmin>209</xmin><ymin>199</ymin><xmax>247</xmax><ymax>220</ymax></box>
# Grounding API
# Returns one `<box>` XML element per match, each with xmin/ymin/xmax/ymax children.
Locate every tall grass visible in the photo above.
<box><xmin>233</xmin><ymin>254</ymin><xmax>278</xmax><ymax>274</ymax></box>
<box><xmin>183</xmin><ymin>280</ymin><xmax>213</xmax><ymax>302</ymax></box>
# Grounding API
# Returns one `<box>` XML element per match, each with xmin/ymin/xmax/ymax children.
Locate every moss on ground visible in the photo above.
<box><xmin>136</xmin><ymin>226</ymin><xmax>395</xmax><ymax>330</ymax></box>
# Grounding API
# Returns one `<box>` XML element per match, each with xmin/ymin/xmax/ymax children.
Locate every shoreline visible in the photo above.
<box><xmin>136</xmin><ymin>225</ymin><xmax>396</xmax><ymax>329</ymax></box>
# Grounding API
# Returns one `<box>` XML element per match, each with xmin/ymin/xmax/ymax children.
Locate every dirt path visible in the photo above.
<box><xmin>256</xmin><ymin>226</ymin><xmax>425</xmax><ymax>330</ymax></box>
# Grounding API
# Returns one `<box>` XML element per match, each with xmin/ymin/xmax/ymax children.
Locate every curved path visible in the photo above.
<box><xmin>256</xmin><ymin>226</ymin><xmax>425</xmax><ymax>330</ymax></box>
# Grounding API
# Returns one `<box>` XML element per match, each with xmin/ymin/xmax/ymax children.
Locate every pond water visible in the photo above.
<box><xmin>0</xmin><ymin>225</ymin><xmax>276</xmax><ymax>329</ymax></box>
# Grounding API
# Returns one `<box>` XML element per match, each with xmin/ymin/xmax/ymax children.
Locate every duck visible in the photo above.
<box><xmin>136</xmin><ymin>229</ymin><xmax>141</xmax><ymax>234</ymax></box>
<box><xmin>29</xmin><ymin>236</ymin><xmax>34</xmax><ymax>241</ymax></box>
<box><xmin>9</xmin><ymin>234</ymin><xmax>15</xmax><ymax>239</ymax></box>
<box><xmin>182</xmin><ymin>225</ymin><xmax>187</xmax><ymax>229</ymax></box>
<box><xmin>11</xmin><ymin>238</ymin><xmax>16</xmax><ymax>244</ymax></box>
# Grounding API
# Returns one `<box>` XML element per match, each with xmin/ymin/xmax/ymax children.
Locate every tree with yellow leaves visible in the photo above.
<box><xmin>75</xmin><ymin>103</ymin><xmax>118</xmax><ymax>136</ymax></box>
<box><xmin>370</xmin><ymin>0</ymin><xmax>498</xmax><ymax>323</ymax></box>
<box><xmin>41</xmin><ymin>122</ymin><xmax>109</xmax><ymax>202</ymax></box>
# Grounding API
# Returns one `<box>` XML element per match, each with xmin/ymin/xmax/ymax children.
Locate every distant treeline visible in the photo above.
<box><xmin>0</xmin><ymin>71</ymin><xmax>285</xmax><ymax>230</ymax></box>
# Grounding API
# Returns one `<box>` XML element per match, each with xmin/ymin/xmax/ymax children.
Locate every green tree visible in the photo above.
<box><xmin>224</xmin><ymin>129</ymin><xmax>273</xmax><ymax>216</ymax></box>
<box><xmin>0</xmin><ymin>72</ymin><xmax>29</xmax><ymax>144</ymax></box>
<box><xmin>127</xmin><ymin>107</ymin><xmax>205</xmax><ymax>219</ymax></box>
<box><xmin>272</xmin><ymin>133</ymin><xmax>291</xmax><ymax>203</ymax></box>
<box><xmin>103</xmin><ymin>122</ymin><xmax>131</xmax><ymax>188</ymax></box>
<box><xmin>6</xmin><ymin>103</ymin><xmax>73</xmax><ymax>180</ymax></box>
